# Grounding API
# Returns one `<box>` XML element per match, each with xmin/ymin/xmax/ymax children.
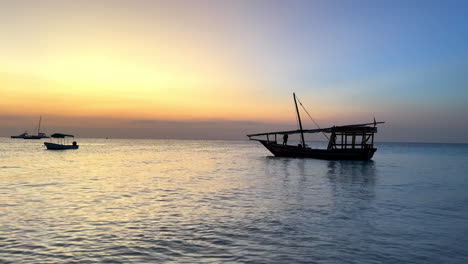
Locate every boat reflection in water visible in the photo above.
<box><xmin>44</xmin><ymin>133</ymin><xmax>79</xmax><ymax>150</ymax></box>
<box><xmin>326</xmin><ymin>160</ymin><xmax>377</xmax><ymax>186</ymax></box>
<box><xmin>248</xmin><ymin>93</ymin><xmax>384</xmax><ymax>160</ymax></box>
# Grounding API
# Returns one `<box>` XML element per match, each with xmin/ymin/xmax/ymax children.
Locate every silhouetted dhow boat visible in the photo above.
<box><xmin>44</xmin><ymin>133</ymin><xmax>79</xmax><ymax>150</ymax></box>
<box><xmin>247</xmin><ymin>93</ymin><xmax>384</xmax><ymax>160</ymax></box>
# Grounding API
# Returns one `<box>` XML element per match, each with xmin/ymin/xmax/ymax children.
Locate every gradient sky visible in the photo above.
<box><xmin>1</xmin><ymin>0</ymin><xmax>467</xmax><ymax>142</ymax></box>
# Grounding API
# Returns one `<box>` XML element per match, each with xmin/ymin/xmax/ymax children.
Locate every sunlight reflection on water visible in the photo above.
<box><xmin>1</xmin><ymin>138</ymin><xmax>468</xmax><ymax>263</ymax></box>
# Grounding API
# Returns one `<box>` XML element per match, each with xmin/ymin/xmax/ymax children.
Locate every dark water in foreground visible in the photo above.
<box><xmin>1</xmin><ymin>138</ymin><xmax>468</xmax><ymax>263</ymax></box>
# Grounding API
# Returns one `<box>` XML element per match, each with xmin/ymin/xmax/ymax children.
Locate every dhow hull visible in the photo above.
<box><xmin>260</xmin><ymin>141</ymin><xmax>376</xmax><ymax>160</ymax></box>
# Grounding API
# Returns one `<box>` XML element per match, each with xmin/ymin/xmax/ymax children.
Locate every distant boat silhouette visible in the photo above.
<box><xmin>10</xmin><ymin>131</ymin><xmax>30</xmax><ymax>139</ymax></box>
<box><xmin>44</xmin><ymin>133</ymin><xmax>79</xmax><ymax>150</ymax></box>
<box><xmin>247</xmin><ymin>93</ymin><xmax>384</xmax><ymax>160</ymax></box>
<box><xmin>11</xmin><ymin>116</ymin><xmax>49</xmax><ymax>139</ymax></box>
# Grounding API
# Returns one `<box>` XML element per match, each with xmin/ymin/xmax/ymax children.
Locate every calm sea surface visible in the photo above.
<box><xmin>1</xmin><ymin>138</ymin><xmax>468</xmax><ymax>263</ymax></box>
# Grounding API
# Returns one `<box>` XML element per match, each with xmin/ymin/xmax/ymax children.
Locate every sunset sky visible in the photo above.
<box><xmin>1</xmin><ymin>0</ymin><xmax>467</xmax><ymax>142</ymax></box>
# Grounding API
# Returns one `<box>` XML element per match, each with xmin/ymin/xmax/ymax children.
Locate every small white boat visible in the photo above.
<box><xmin>44</xmin><ymin>133</ymin><xmax>79</xmax><ymax>150</ymax></box>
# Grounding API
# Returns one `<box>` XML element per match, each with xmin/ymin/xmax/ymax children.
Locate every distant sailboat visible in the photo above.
<box><xmin>11</xmin><ymin>116</ymin><xmax>49</xmax><ymax>139</ymax></box>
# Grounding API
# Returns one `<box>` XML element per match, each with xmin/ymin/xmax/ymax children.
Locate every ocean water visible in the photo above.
<box><xmin>1</xmin><ymin>138</ymin><xmax>468</xmax><ymax>263</ymax></box>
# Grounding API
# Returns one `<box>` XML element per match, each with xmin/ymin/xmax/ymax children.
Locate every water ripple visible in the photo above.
<box><xmin>1</xmin><ymin>139</ymin><xmax>468</xmax><ymax>263</ymax></box>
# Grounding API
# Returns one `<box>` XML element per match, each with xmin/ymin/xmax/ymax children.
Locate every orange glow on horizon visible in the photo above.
<box><xmin>0</xmin><ymin>3</ymin><xmax>335</xmax><ymax>126</ymax></box>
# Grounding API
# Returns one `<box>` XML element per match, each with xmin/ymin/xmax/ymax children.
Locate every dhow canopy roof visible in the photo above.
<box><xmin>247</xmin><ymin>122</ymin><xmax>385</xmax><ymax>137</ymax></box>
